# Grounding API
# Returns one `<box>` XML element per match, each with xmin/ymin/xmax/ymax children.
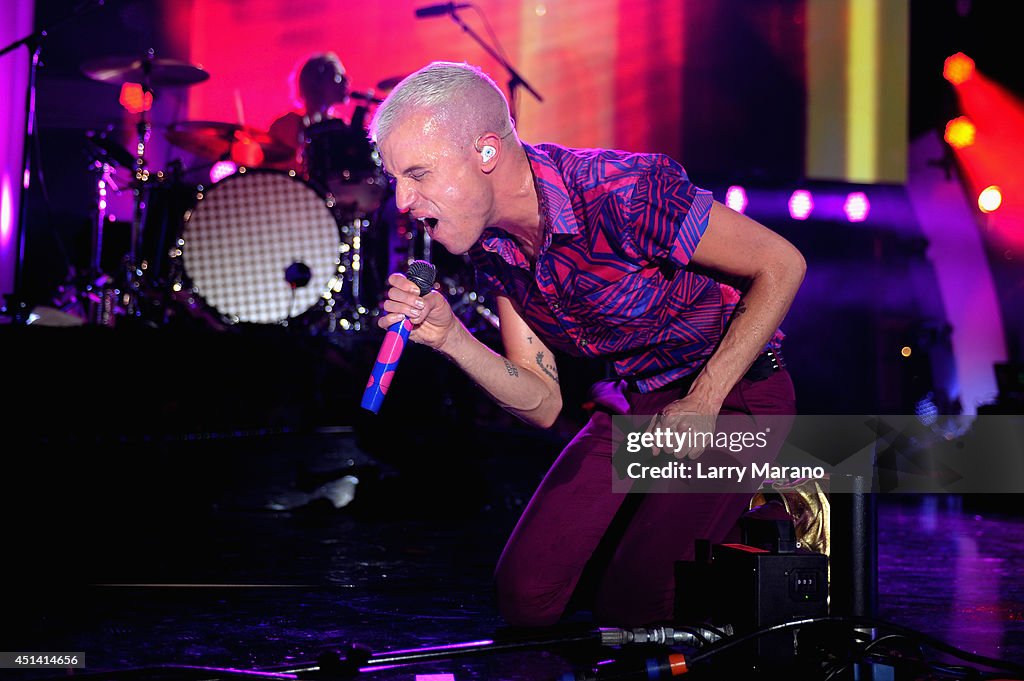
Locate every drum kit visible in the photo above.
<box><xmin>69</xmin><ymin>51</ymin><xmax>494</xmax><ymax>337</ymax></box>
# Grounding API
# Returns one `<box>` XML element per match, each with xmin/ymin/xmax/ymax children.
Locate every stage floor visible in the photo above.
<box><xmin>7</xmin><ymin>436</ymin><xmax>1024</xmax><ymax>680</ymax></box>
<box><xmin>4</xmin><ymin>325</ymin><xmax>1024</xmax><ymax>679</ymax></box>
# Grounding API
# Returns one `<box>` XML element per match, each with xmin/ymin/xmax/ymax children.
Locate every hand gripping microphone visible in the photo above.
<box><xmin>360</xmin><ymin>260</ymin><xmax>437</xmax><ymax>414</ymax></box>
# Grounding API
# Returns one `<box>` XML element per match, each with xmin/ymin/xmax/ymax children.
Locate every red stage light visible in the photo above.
<box><xmin>948</xmin><ymin>72</ymin><xmax>1024</xmax><ymax>248</ymax></box>
<box><xmin>229</xmin><ymin>133</ymin><xmax>265</xmax><ymax>167</ymax></box>
<box><xmin>944</xmin><ymin>116</ymin><xmax>976</xmax><ymax>149</ymax></box>
<box><xmin>943</xmin><ymin>52</ymin><xmax>975</xmax><ymax>86</ymax></box>
<box><xmin>119</xmin><ymin>83</ymin><xmax>153</xmax><ymax>114</ymax></box>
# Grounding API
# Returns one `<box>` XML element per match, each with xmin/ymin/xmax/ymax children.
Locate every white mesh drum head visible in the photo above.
<box><xmin>181</xmin><ymin>171</ymin><xmax>341</xmax><ymax>324</ymax></box>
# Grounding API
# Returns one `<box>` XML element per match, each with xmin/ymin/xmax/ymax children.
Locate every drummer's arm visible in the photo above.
<box><xmin>268</xmin><ymin>112</ymin><xmax>303</xmax><ymax>161</ymax></box>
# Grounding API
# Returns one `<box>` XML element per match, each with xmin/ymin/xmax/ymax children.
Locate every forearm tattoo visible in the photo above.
<box><xmin>536</xmin><ymin>352</ymin><xmax>559</xmax><ymax>384</ymax></box>
<box><xmin>734</xmin><ymin>300</ymin><xmax>748</xmax><ymax>316</ymax></box>
<box><xmin>504</xmin><ymin>359</ymin><xmax>520</xmax><ymax>377</ymax></box>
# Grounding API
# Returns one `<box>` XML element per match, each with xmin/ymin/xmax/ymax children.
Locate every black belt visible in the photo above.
<box><xmin>744</xmin><ymin>348</ymin><xmax>785</xmax><ymax>381</ymax></box>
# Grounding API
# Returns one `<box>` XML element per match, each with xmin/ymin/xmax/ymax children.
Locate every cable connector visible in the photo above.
<box><xmin>598</xmin><ymin>625</ymin><xmax>730</xmax><ymax>648</ymax></box>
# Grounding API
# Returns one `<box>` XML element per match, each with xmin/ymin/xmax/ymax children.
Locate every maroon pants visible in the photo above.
<box><xmin>494</xmin><ymin>369</ymin><xmax>796</xmax><ymax>627</ymax></box>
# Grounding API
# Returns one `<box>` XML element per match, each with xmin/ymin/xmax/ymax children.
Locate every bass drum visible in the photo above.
<box><xmin>174</xmin><ymin>170</ymin><xmax>344</xmax><ymax>326</ymax></box>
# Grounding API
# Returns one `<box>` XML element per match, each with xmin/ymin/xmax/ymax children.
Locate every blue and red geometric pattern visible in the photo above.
<box><xmin>468</xmin><ymin>142</ymin><xmax>783</xmax><ymax>392</ymax></box>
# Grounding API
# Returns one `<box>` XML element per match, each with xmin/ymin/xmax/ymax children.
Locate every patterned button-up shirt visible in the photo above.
<box><xmin>468</xmin><ymin>142</ymin><xmax>783</xmax><ymax>392</ymax></box>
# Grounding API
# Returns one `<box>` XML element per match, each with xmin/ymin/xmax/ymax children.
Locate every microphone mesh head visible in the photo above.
<box><xmin>406</xmin><ymin>260</ymin><xmax>437</xmax><ymax>296</ymax></box>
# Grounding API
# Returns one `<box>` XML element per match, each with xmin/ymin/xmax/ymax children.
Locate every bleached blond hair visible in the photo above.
<box><xmin>370</xmin><ymin>61</ymin><xmax>514</xmax><ymax>148</ymax></box>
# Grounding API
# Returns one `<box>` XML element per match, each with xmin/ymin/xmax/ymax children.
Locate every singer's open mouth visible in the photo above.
<box><xmin>420</xmin><ymin>217</ymin><xmax>439</xmax><ymax>234</ymax></box>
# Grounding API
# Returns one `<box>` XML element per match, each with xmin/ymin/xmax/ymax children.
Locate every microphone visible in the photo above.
<box><xmin>360</xmin><ymin>260</ymin><xmax>437</xmax><ymax>414</ymax></box>
<box><xmin>414</xmin><ymin>2</ymin><xmax>471</xmax><ymax>18</ymax></box>
<box><xmin>348</xmin><ymin>90</ymin><xmax>383</xmax><ymax>104</ymax></box>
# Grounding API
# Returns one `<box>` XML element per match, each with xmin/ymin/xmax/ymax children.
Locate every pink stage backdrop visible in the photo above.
<box><xmin>183</xmin><ymin>0</ymin><xmax>684</xmax><ymax>157</ymax></box>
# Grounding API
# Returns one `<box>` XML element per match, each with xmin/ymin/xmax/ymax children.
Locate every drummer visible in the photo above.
<box><xmin>268</xmin><ymin>52</ymin><xmax>364</xmax><ymax>169</ymax></box>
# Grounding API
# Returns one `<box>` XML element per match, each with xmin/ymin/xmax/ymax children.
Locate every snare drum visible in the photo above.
<box><xmin>302</xmin><ymin>119</ymin><xmax>388</xmax><ymax>216</ymax></box>
<box><xmin>175</xmin><ymin>170</ymin><xmax>346</xmax><ymax>325</ymax></box>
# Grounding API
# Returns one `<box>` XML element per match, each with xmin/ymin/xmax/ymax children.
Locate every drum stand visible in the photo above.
<box><xmin>122</xmin><ymin>74</ymin><xmax>157</xmax><ymax>319</ymax></box>
<box><xmin>81</xmin><ymin>153</ymin><xmax>120</xmax><ymax>326</ymax></box>
<box><xmin>314</xmin><ymin>191</ymin><xmax>500</xmax><ymax>337</ymax></box>
<box><xmin>46</xmin><ymin>129</ymin><xmax>129</xmax><ymax>326</ymax></box>
<box><xmin>405</xmin><ymin>221</ymin><xmax>500</xmax><ymax>334</ymax></box>
<box><xmin>60</xmin><ymin>56</ymin><xmax>159</xmax><ymax>325</ymax></box>
<box><xmin>322</xmin><ymin>211</ymin><xmax>374</xmax><ymax>334</ymax></box>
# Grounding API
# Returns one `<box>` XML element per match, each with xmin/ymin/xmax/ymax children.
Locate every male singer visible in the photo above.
<box><xmin>369</xmin><ymin>62</ymin><xmax>805</xmax><ymax>627</ymax></box>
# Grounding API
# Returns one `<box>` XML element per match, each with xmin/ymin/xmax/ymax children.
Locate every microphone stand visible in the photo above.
<box><xmin>445</xmin><ymin>7</ymin><xmax>542</xmax><ymax>122</ymax></box>
<box><xmin>0</xmin><ymin>0</ymin><xmax>111</xmax><ymax>319</ymax></box>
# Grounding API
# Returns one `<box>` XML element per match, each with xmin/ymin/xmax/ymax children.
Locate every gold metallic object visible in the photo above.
<box><xmin>750</xmin><ymin>477</ymin><xmax>830</xmax><ymax>559</ymax></box>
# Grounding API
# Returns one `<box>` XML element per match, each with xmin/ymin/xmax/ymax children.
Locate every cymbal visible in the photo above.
<box><xmin>376</xmin><ymin>75</ymin><xmax>407</xmax><ymax>91</ymax></box>
<box><xmin>81</xmin><ymin>55</ymin><xmax>210</xmax><ymax>87</ymax></box>
<box><xmin>165</xmin><ymin>120</ymin><xmax>294</xmax><ymax>164</ymax></box>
